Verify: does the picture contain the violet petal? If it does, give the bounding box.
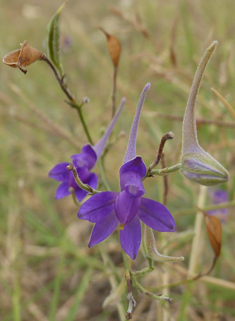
[75,188,88,202]
[138,197,176,232]
[76,164,91,182]
[74,173,98,204]
[88,210,119,247]
[55,181,71,199]
[48,162,70,182]
[78,191,119,223]
[115,190,140,224]
[119,157,146,196]
[120,216,141,260]
[71,144,97,170]
[86,172,98,190]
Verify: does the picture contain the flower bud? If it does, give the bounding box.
[181,151,229,186]
[181,41,229,186]
[3,40,43,74]
[141,225,184,262]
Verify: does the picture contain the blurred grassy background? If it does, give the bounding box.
[0,0,235,320]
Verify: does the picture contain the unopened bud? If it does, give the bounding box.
[181,41,229,186]
[181,151,229,186]
[3,40,43,74]
[141,225,184,263]
[82,96,89,104]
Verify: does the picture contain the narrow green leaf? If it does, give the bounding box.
[46,1,67,76]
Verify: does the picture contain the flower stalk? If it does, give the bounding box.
[130,275,173,303]
[41,54,94,145]
[148,131,174,173]
[67,164,100,194]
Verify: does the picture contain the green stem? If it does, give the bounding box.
[122,251,131,285]
[74,102,94,145]
[98,159,111,191]
[145,164,182,179]
[42,54,93,145]
[67,164,100,194]
[132,258,154,276]
[173,200,235,216]
[111,66,118,119]
[130,275,172,303]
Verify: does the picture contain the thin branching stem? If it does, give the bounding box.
[131,258,154,277]
[42,54,93,144]
[67,164,100,194]
[122,251,136,320]
[130,275,173,303]
[148,131,174,172]
[112,66,118,118]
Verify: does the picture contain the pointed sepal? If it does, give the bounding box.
[141,225,184,262]
[180,41,229,186]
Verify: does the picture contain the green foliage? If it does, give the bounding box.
[46,1,67,77]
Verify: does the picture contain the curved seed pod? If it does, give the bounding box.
[142,225,184,262]
[181,41,229,186]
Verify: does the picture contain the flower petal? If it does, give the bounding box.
[119,157,146,197]
[120,156,146,179]
[115,191,140,224]
[55,182,71,199]
[74,173,98,203]
[88,210,119,247]
[76,164,91,182]
[120,216,141,260]
[86,172,98,190]
[48,162,70,182]
[75,188,88,202]
[71,144,97,170]
[78,191,119,223]
[138,197,176,232]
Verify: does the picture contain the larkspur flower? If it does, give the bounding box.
[49,98,125,202]
[78,83,176,260]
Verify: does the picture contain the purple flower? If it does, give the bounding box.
[49,98,125,202]
[78,84,176,259]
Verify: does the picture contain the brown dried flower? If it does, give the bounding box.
[3,40,44,74]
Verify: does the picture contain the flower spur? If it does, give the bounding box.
[49,98,125,202]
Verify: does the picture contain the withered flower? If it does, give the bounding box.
[3,40,44,74]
